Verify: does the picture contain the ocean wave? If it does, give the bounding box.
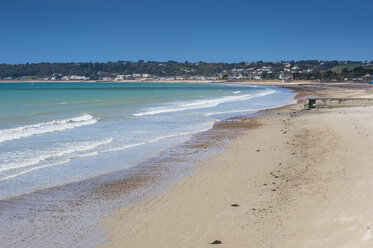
[148,128,212,143]
[0,138,113,173]
[133,90,276,116]
[97,128,212,153]
[232,91,241,94]
[0,128,212,181]
[0,159,72,182]
[0,114,97,143]
[205,109,257,116]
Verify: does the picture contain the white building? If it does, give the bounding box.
[114,75,125,81]
[70,75,88,80]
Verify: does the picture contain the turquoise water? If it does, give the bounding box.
[0,82,295,199]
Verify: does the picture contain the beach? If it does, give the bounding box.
[2,0,372,246]
[2,82,373,247]
[100,83,373,248]
[0,82,295,247]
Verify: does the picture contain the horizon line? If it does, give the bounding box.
[2,59,373,65]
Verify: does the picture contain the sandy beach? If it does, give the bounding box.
[2,0,372,247]
[100,83,373,248]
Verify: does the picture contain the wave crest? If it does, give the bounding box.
[0,114,97,143]
[133,90,276,116]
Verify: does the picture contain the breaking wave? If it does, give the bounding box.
[0,114,97,143]
[133,90,276,116]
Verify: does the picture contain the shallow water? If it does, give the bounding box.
[0,82,295,199]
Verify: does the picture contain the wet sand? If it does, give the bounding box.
[100,83,373,248]
[0,100,253,247]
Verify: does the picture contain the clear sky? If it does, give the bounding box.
[1,0,372,64]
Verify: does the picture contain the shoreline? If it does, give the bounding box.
[0,79,362,84]
[100,83,373,247]
[0,83,295,247]
[0,80,226,83]
[98,85,307,247]
[0,83,291,201]
[2,82,373,247]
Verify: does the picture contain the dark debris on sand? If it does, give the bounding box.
[211,240,222,245]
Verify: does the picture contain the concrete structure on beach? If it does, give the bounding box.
[306,97,373,109]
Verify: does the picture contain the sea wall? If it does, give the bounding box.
[305,98,373,109]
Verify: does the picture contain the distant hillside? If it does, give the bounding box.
[331,63,364,72]
[0,60,372,82]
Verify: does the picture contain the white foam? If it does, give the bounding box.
[147,128,212,143]
[0,128,212,182]
[0,114,97,143]
[0,159,72,182]
[133,90,276,116]
[100,142,146,153]
[232,91,241,94]
[100,128,211,153]
[205,109,257,117]
[0,138,113,173]
[0,140,146,182]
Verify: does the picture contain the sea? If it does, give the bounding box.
[0,82,295,200]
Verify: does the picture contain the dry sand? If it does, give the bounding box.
[100,84,373,248]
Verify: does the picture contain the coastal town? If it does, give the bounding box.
[1,60,372,82]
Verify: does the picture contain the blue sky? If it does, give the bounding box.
[1,0,372,63]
